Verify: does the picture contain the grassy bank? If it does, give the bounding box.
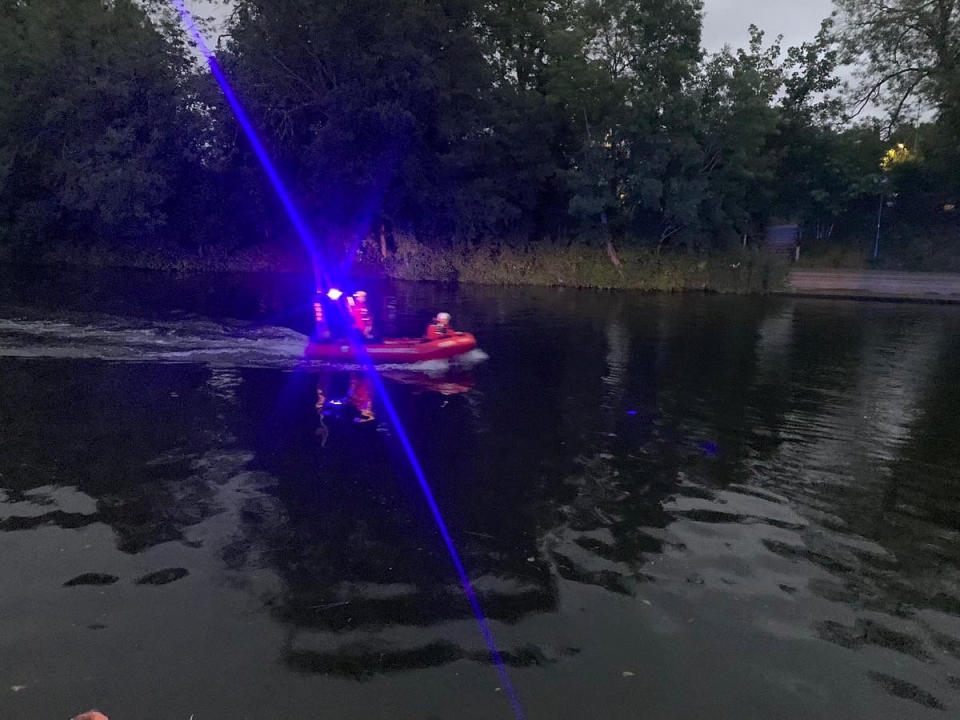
[0,235,789,294]
[795,231,960,273]
[374,236,788,293]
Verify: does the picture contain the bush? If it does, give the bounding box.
[378,236,785,293]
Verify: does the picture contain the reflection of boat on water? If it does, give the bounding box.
[314,368,476,433]
[305,332,478,364]
[316,373,376,426]
[380,369,475,395]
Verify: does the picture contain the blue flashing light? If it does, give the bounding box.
[327,288,344,301]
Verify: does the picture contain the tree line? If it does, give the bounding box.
[1,0,958,266]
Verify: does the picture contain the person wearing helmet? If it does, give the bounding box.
[424,312,453,341]
[346,290,375,340]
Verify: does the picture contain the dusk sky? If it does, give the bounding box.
[188,0,839,55]
[701,0,836,52]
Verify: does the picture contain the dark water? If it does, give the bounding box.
[2,268,960,719]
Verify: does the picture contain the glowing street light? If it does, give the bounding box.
[875,143,911,260]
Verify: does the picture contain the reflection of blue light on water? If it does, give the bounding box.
[353,340,525,720]
[170,4,524,716]
[699,441,720,457]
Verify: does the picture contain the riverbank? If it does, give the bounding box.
[372,236,787,293]
[1,236,788,294]
[785,269,960,303]
[8,239,960,302]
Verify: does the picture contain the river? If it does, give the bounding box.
[1,268,959,719]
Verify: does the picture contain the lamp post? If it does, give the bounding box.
[873,177,887,259]
[875,143,911,260]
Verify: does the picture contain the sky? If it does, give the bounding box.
[188,0,839,55]
[701,0,836,53]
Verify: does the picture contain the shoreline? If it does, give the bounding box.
[5,241,960,303]
[784,269,960,304]
[0,238,789,293]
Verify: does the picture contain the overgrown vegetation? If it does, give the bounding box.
[374,235,786,292]
[1,0,958,282]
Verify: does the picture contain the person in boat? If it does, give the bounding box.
[346,290,375,340]
[313,289,351,342]
[313,291,332,341]
[313,288,370,342]
[424,312,453,341]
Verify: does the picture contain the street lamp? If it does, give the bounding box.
[874,176,888,260]
[874,143,911,260]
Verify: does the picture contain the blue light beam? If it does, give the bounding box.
[351,338,526,720]
[169,4,525,717]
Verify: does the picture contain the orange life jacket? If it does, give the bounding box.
[347,296,374,336]
[425,322,450,340]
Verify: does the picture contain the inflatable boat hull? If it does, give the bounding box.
[305,333,477,364]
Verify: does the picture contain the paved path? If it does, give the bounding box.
[786,269,960,302]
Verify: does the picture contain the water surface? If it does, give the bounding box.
[1,268,959,719]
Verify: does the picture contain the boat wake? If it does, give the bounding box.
[0,314,490,372]
[0,314,310,368]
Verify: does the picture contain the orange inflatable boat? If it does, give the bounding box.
[305,332,477,364]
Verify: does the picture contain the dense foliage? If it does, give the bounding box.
[1,0,958,268]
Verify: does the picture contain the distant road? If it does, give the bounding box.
[786,269,960,302]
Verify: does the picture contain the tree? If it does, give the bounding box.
[568,0,705,246]
[771,19,855,238]
[0,0,202,249]
[475,0,594,242]
[695,27,784,243]
[835,0,960,130]
[219,0,502,251]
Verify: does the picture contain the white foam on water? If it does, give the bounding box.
[454,348,490,366]
[0,314,491,373]
[0,314,311,369]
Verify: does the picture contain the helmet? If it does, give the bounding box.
[436,312,451,324]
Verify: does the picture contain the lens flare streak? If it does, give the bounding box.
[350,339,526,719]
[169,3,524,717]
[169,0,323,282]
